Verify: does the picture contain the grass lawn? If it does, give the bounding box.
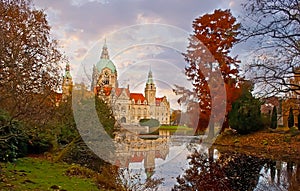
[0,157,99,191]
[158,125,193,130]
[157,125,195,135]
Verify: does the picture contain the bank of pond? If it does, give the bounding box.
[1,126,300,190]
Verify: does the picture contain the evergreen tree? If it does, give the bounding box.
[288,108,294,128]
[298,114,300,130]
[94,97,116,138]
[228,82,263,134]
[270,106,277,129]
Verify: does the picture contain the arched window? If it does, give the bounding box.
[121,106,126,113]
[121,117,126,123]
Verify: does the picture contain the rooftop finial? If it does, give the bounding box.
[100,38,109,59]
[147,65,154,84]
[66,63,70,71]
[64,63,72,79]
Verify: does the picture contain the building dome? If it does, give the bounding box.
[96,41,117,73]
[96,58,116,73]
[64,63,72,79]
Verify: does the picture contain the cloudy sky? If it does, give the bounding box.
[34,0,247,109]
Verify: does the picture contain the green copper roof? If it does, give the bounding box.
[64,63,72,79]
[64,71,72,79]
[146,69,154,84]
[96,41,117,73]
[96,59,116,73]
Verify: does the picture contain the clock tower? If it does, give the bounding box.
[145,69,156,105]
[62,63,73,101]
[92,41,118,98]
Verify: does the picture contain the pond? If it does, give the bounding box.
[116,131,300,191]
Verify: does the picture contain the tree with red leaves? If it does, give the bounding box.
[183,9,241,133]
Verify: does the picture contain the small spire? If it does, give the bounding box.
[66,63,70,71]
[147,66,154,84]
[64,63,72,79]
[100,38,109,59]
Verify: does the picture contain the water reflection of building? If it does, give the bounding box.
[114,129,169,175]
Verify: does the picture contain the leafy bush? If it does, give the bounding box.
[0,111,28,162]
[56,137,107,172]
[27,134,53,154]
[65,164,96,178]
[94,97,117,138]
[139,118,160,128]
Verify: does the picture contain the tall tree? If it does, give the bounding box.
[298,113,300,129]
[270,106,278,129]
[0,0,65,123]
[183,9,241,132]
[241,0,300,96]
[288,107,294,128]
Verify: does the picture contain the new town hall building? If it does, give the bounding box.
[87,42,170,125]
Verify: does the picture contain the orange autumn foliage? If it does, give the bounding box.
[184,9,241,132]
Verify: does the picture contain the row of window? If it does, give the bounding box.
[114,105,169,118]
[132,99,147,105]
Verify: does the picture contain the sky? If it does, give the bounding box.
[34,0,247,110]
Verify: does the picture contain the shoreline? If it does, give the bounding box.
[212,129,300,162]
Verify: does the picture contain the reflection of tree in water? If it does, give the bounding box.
[260,160,300,191]
[173,149,267,191]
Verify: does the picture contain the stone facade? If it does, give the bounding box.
[91,42,170,125]
[261,96,283,127]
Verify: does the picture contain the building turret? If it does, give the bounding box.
[92,41,118,100]
[144,69,156,105]
[62,63,73,100]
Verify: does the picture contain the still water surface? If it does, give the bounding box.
[117,130,300,190]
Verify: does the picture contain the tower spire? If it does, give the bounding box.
[100,38,109,59]
[147,66,154,84]
[145,67,156,106]
[64,63,72,79]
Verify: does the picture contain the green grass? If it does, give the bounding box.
[140,125,195,136]
[158,125,193,130]
[0,157,99,191]
[158,125,195,135]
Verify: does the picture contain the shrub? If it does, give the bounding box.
[0,111,28,162]
[65,164,96,178]
[139,118,160,128]
[228,84,263,134]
